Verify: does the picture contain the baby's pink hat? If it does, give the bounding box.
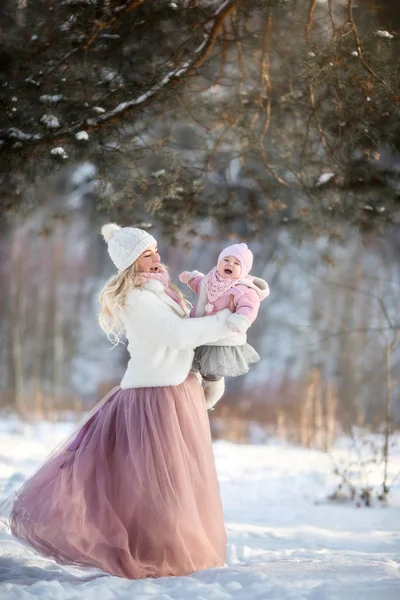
[218,243,253,278]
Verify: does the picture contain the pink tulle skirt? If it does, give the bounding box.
[9,373,226,579]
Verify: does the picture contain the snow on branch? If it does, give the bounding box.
[375,30,394,40]
[2,128,42,142]
[75,131,89,141]
[316,173,334,187]
[41,115,61,129]
[40,95,64,104]
[86,0,237,127]
[50,147,68,159]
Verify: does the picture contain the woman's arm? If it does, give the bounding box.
[125,290,237,350]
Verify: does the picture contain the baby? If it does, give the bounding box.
[179,243,269,388]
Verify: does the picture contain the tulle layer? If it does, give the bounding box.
[9,374,226,579]
[193,343,260,378]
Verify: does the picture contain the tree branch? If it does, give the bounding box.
[347,0,389,89]
[258,15,289,187]
[305,0,317,45]
[1,0,239,152]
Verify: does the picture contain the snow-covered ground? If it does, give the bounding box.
[0,418,399,599]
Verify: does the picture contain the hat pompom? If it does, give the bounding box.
[101,223,120,242]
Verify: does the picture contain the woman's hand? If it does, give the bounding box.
[229,294,236,313]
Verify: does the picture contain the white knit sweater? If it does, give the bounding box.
[119,279,238,389]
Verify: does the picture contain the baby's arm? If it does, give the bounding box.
[227,289,261,334]
[179,270,204,295]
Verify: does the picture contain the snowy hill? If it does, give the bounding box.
[0,419,399,599]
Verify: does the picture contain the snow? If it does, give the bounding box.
[351,51,359,57]
[316,173,334,187]
[70,162,97,187]
[100,68,121,83]
[60,16,75,32]
[25,78,40,87]
[40,94,64,104]
[92,107,105,114]
[375,31,394,40]
[40,114,60,129]
[5,128,42,141]
[62,0,99,4]
[50,147,68,159]
[75,131,89,141]
[152,169,167,178]
[0,417,399,599]
[99,34,121,40]
[67,162,97,207]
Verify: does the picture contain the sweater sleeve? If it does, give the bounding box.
[124,290,238,350]
[235,288,261,325]
[187,275,203,295]
[183,270,203,295]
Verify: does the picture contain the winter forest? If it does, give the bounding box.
[1,1,400,597]
[1,0,399,443]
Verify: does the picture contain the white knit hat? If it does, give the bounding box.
[101,223,157,272]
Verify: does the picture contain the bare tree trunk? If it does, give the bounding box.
[32,264,46,420]
[325,379,337,450]
[276,408,287,443]
[314,370,323,450]
[16,0,27,26]
[10,227,26,417]
[337,274,358,431]
[52,231,64,420]
[381,340,392,501]
[301,372,315,447]
[353,252,366,423]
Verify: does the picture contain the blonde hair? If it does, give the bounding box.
[98,262,187,345]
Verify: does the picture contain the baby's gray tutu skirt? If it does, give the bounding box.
[192,343,260,378]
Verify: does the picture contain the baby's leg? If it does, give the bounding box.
[201,376,225,409]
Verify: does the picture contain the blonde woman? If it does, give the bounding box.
[9,224,237,580]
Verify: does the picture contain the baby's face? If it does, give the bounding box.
[218,255,242,280]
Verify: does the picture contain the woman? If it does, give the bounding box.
[9,223,237,579]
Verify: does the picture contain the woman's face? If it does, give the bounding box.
[136,244,161,273]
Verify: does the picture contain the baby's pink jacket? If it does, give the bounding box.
[187,273,269,324]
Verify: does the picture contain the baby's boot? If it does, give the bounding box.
[203,377,225,409]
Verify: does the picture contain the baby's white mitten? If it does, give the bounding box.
[179,270,204,284]
[179,271,191,283]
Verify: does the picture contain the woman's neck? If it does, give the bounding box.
[140,271,185,309]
